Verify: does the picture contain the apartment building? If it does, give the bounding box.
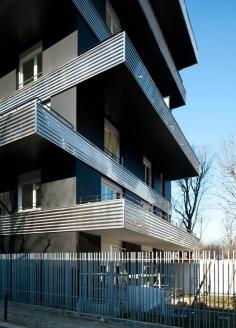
[0,0,199,253]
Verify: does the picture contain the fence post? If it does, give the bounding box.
[4,291,8,322]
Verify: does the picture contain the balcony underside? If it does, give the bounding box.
[108,0,186,108]
[0,199,199,250]
[150,0,198,70]
[82,66,196,180]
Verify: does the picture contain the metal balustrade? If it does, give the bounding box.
[124,34,200,174]
[0,30,199,175]
[0,199,124,235]
[0,197,198,249]
[36,102,170,212]
[70,0,199,174]
[0,32,126,115]
[0,100,170,213]
[0,103,36,146]
[124,200,198,250]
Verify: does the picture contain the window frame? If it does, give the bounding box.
[18,170,41,212]
[143,156,152,187]
[160,172,164,196]
[18,44,42,89]
[104,118,120,161]
[101,177,123,201]
[106,0,121,34]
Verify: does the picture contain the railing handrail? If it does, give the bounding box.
[37,102,170,213]
[37,101,74,130]
[0,97,74,131]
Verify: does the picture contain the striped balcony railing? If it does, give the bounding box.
[0,103,35,147]
[71,0,199,173]
[0,198,199,250]
[0,100,170,213]
[0,31,199,174]
[0,32,125,116]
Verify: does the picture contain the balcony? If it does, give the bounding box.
[150,0,198,70]
[0,100,170,214]
[0,31,199,179]
[0,197,199,250]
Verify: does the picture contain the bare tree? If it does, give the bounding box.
[173,146,212,234]
[218,136,236,248]
[221,213,236,251]
[218,135,236,213]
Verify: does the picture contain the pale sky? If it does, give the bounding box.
[172,0,236,243]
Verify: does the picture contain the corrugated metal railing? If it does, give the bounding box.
[0,251,235,327]
[0,195,197,249]
[36,101,170,213]
[70,0,199,174]
[124,34,199,174]
[0,32,125,116]
[0,199,124,235]
[0,99,170,213]
[0,30,199,174]
[0,103,35,146]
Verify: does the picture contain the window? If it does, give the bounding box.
[18,171,41,211]
[143,156,152,187]
[104,119,120,161]
[19,44,42,88]
[101,178,122,201]
[163,96,170,108]
[160,172,164,196]
[141,201,153,213]
[106,1,121,34]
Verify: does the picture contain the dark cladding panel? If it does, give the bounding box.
[77,232,101,252]
[76,160,101,202]
[164,180,171,202]
[0,232,77,253]
[77,15,99,54]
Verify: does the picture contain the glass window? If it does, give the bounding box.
[106,1,121,34]
[21,183,33,210]
[143,156,152,187]
[22,57,34,86]
[19,45,42,88]
[101,178,122,201]
[160,173,164,196]
[18,171,41,211]
[104,119,120,161]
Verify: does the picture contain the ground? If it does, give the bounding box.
[0,302,160,328]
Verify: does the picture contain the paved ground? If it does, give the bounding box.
[0,302,159,328]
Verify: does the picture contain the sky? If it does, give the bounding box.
[173,0,236,243]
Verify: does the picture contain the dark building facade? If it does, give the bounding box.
[0,0,199,253]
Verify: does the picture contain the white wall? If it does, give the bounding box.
[0,70,16,100]
[142,245,153,252]
[41,177,76,210]
[0,191,13,215]
[43,30,78,75]
[101,237,122,252]
[51,87,77,126]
